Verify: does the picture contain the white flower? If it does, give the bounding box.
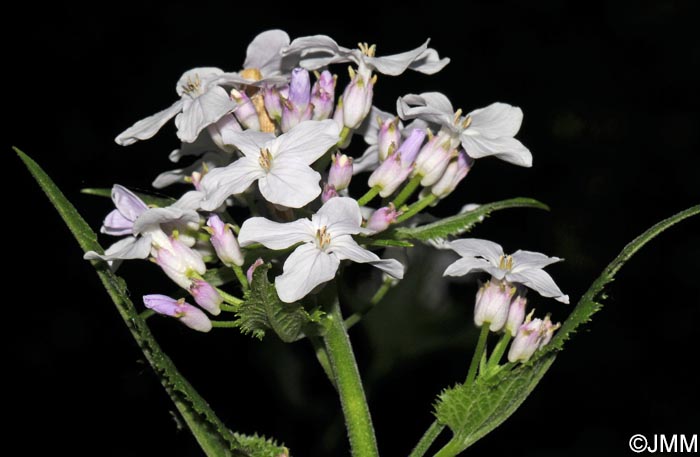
[282,35,449,78]
[397,92,532,167]
[443,238,569,303]
[84,185,201,263]
[116,30,294,146]
[199,120,339,209]
[238,197,404,303]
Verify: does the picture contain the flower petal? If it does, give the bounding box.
[115,99,185,146]
[330,235,404,278]
[83,235,152,261]
[243,29,291,76]
[448,238,504,265]
[506,269,569,304]
[258,159,322,208]
[282,35,353,69]
[467,102,523,138]
[132,205,199,235]
[221,128,275,157]
[510,250,563,273]
[199,157,266,211]
[443,257,492,277]
[175,86,237,143]
[272,119,340,163]
[153,152,225,189]
[460,134,532,167]
[352,145,381,174]
[175,67,224,96]
[366,40,449,76]
[313,197,365,236]
[275,243,340,303]
[397,92,454,126]
[407,47,451,75]
[102,209,134,236]
[111,185,149,221]
[238,217,314,249]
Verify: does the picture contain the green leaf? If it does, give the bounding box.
[16,148,281,457]
[237,263,322,343]
[432,204,699,456]
[393,198,549,242]
[82,186,176,207]
[234,433,289,457]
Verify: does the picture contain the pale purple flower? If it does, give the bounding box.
[443,239,569,303]
[280,68,313,132]
[341,67,376,129]
[263,85,285,122]
[190,279,223,315]
[507,314,560,362]
[366,204,401,233]
[152,235,207,289]
[143,294,212,333]
[199,120,340,209]
[430,150,473,198]
[321,183,339,203]
[414,133,455,186]
[238,197,404,303]
[328,153,353,191]
[205,214,244,267]
[310,70,336,120]
[367,128,426,197]
[398,92,532,167]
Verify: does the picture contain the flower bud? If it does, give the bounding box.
[321,183,338,203]
[311,70,336,121]
[540,315,560,347]
[280,68,313,132]
[263,85,285,121]
[246,258,265,284]
[328,153,353,191]
[153,236,206,289]
[430,151,474,198]
[190,279,223,315]
[231,89,261,131]
[366,203,401,233]
[507,314,544,363]
[414,133,455,186]
[377,117,401,162]
[341,67,376,129]
[505,295,527,337]
[474,278,516,332]
[368,152,413,197]
[396,128,427,167]
[206,214,244,267]
[143,294,212,332]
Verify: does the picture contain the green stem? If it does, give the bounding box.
[338,126,352,147]
[232,265,250,293]
[139,309,155,320]
[220,303,238,313]
[392,174,423,208]
[344,278,394,329]
[395,194,438,223]
[408,420,445,457]
[357,186,381,207]
[216,288,243,306]
[486,332,512,371]
[466,325,491,385]
[211,321,238,328]
[323,300,379,457]
[433,437,463,457]
[310,336,336,388]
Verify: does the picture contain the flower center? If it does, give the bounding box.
[358,42,376,57]
[498,255,514,271]
[181,74,202,97]
[315,225,332,249]
[240,67,263,81]
[258,148,272,171]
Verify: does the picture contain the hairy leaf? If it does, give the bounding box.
[17,148,287,456]
[234,433,289,457]
[82,186,176,207]
[394,198,549,242]
[238,263,322,342]
[433,205,699,455]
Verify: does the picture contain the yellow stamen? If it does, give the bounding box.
[316,225,331,249]
[259,148,272,171]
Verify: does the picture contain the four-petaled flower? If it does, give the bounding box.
[398,92,532,167]
[199,120,339,209]
[443,238,569,303]
[238,197,404,303]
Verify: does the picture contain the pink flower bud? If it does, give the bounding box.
[280,68,313,132]
[246,258,265,284]
[431,151,474,198]
[507,313,560,362]
[328,153,353,191]
[377,118,401,162]
[206,214,244,267]
[263,85,285,121]
[474,278,516,332]
[311,70,336,121]
[415,133,455,186]
[341,68,376,129]
[231,89,261,131]
[321,183,339,203]
[153,236,206,289]
[505,295,527,337]
[189,279,223,315]
[368,152,413,197]
[366,203,401,233]
[397,128,427,167]
[143,294,212,332]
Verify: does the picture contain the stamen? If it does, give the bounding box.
[258,148,272,171]
[316,225,332,249]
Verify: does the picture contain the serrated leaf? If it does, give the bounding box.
[16,148,250,457]
[82,186,176,207]
[432,205,699,455]
[394,198,549,242]
[237,263,319,343]
[234,433,289,457]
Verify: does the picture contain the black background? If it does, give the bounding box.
[7,1,699,455]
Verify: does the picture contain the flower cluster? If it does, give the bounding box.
[85,29,566,358]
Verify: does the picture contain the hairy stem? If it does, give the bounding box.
[395,193,438,223]
[323,300,379,457]
[486,332,512,371]
[408,420,445,457]
[466,325,491,385]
